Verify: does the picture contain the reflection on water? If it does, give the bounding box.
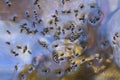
[0,0,120,80]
